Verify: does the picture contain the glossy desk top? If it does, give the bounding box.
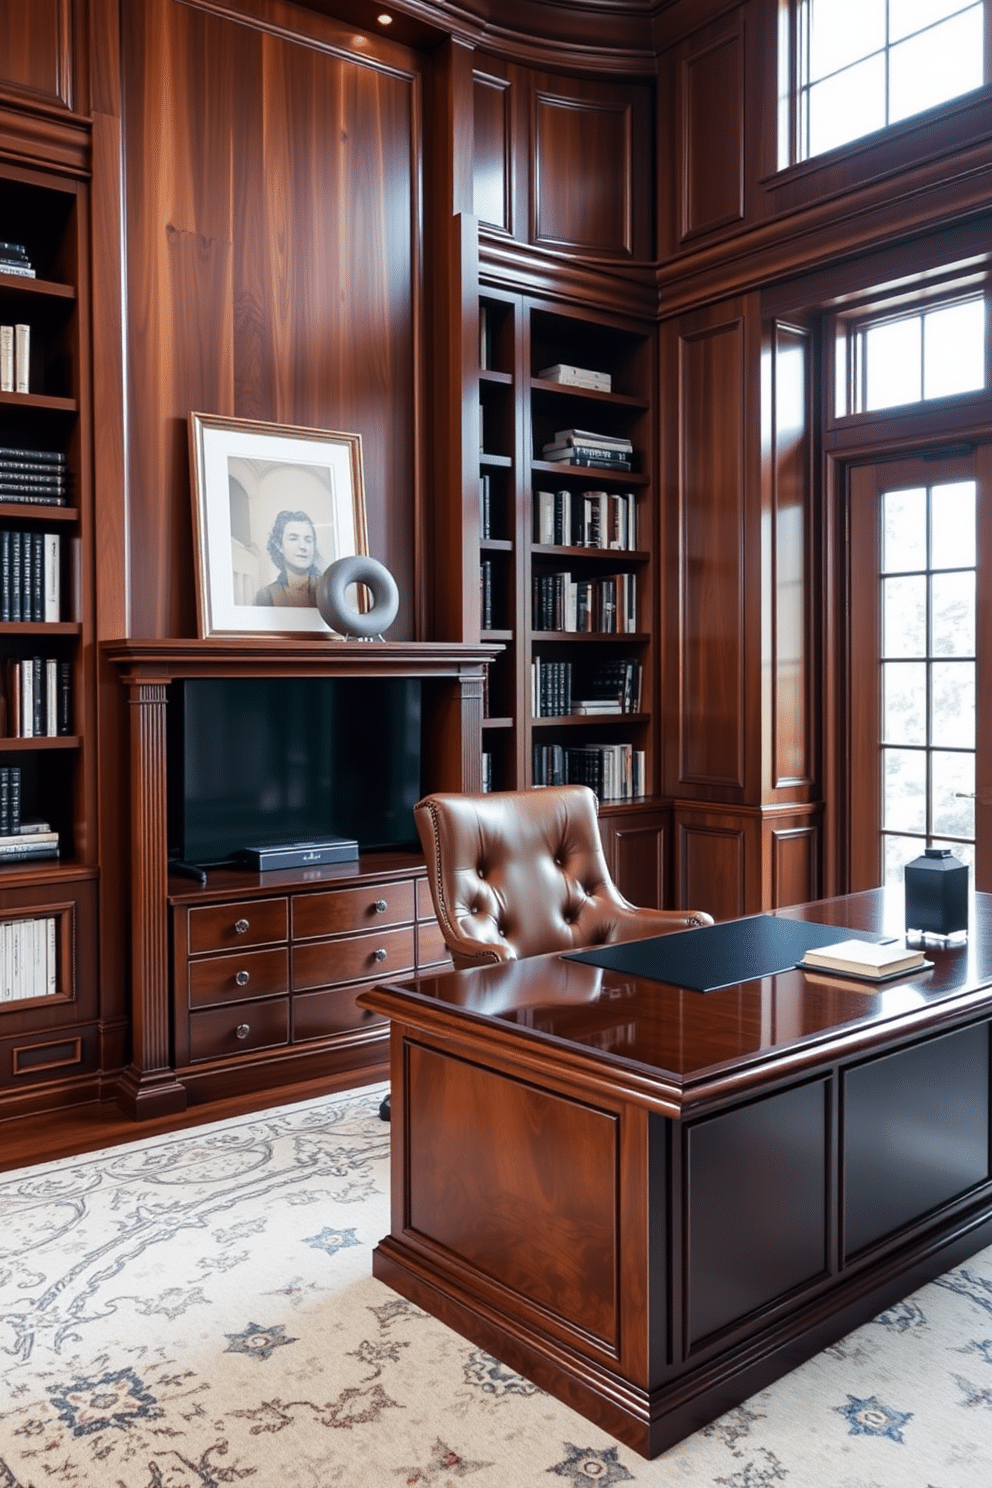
[364,890,992,1105]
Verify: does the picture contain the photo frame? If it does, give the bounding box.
[188,412,369,637]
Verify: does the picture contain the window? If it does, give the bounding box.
[834,292,988,419]
[779,0,986,167]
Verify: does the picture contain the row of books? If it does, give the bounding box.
[533,743,645,801]
[0,530,61,622]
[0,240,35,279]
[534,489,637,550]
[532,571,638,634]
[1,657,72,737]
[531,658,642,717]
[480,560,495,630]
[0,445,68,507]
[0,765,21,836]
[541,429,633,471]
[479,473,495,540]
[0,324,30,394]
[0,916,58,1001]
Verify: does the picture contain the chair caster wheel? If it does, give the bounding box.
[379,1093,391,1122]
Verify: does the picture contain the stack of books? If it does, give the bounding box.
[0,819,60,866]
[565,743,645,802]
[0,916,58,1000]
[537,364,611,393]
[573,658,642,715]
[532,570,637,635]
[541,429,633,471]
[0,241,35,279]
[0,530,61,621]
[799,938,930,981]
[0,447,67,507]
[0,323,30,394]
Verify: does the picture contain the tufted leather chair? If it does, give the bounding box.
[414,785,713,970]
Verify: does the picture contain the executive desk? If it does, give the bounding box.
[358,890,992,1458]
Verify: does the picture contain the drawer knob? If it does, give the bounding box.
[235,1023,250,1040]
[235,969,250,987]
[373,899,388,914]
[234,918,250,935]
[373,947,387,963]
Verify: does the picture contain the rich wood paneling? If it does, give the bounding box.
[678,16,744,241]
[686,1079,827,1346]
[601,809,669,909]
[0,0,72,108]
[533,91,633,256]
[767,820,819,909]
[473,70,511,233]
[843,1024,990,1258]
[766,320,813,793]
[676,308,747,791]
[122,0,421,638]
[675,810,749,922]
[407,1041,620,1347]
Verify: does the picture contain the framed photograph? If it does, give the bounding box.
[188,413,369,637]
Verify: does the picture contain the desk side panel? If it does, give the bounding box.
[405,1041,619,1349]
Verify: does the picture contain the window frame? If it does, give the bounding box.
[777,0,992,174]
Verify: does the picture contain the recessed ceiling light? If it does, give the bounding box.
[377,12,392,22]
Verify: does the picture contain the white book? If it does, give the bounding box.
[0,324,12,391]
[20,658,33,738]
[47,916,57,995]
[44,532,60,621]
[0,921,9,1001]
[14,323,29,393]
[633,750,645,797]
[32,919,45,999]
[535,490,555,546]
[11,920,22,1001]
[626,493,637,550]
[46,658,58,735]
[800,938,929,979]
[537,364,612,392]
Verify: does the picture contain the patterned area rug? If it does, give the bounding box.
[1,1084,991,1487]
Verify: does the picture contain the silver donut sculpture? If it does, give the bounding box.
[315,555,399,639]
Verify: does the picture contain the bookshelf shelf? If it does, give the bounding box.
[531,631,650,644]
[0,735,80,752]
[0,391,77,414]
[480,452,512,469]
[530,378,648,411]
[0,503,77,523]
[0,621,81,636]
[531,460,649,485]
[532,713,649,729]
[480,369,512,386]
[532,544,649,562]
[482,715,514,730]
[0,271,75,301]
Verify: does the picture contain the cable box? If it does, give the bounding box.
[237,838,360,871]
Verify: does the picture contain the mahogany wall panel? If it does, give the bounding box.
[473,70,511,233]
[679,19,744,241]
[767,820,819,909]
[676,310,746,791]
[676,811,750,923]
[122,0,420,638]
[0,0,72,109]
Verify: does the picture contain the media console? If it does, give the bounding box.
[105,638,500,1118]
[360,888,992,1458]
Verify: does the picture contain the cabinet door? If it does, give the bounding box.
[599,809,669,908]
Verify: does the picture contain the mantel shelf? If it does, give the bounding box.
[104,638,504,681]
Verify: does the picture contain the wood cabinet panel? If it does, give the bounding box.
[601,809,670,910]
[767,821,819,910]
[0,0,71,107]
[679,20,744,241]
[293,981,385,1041]
[677,312,747,791]
[675,810,749,923]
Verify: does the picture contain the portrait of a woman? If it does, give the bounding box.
[254,509,321,607]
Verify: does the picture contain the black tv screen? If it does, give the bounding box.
[168,676,422,864]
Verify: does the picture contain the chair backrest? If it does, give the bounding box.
[415,785,710,968]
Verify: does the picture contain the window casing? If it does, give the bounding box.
[779,0,988,169]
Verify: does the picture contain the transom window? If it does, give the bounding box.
[835,294,987,418]
[779,0,987,167]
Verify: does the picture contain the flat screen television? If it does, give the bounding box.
[167,676,422,865]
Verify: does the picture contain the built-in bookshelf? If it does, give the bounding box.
[0,159,98,1096]
[477,289,656,805]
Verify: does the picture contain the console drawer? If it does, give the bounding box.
[294,982,386,1041]
[292,925,415,990]
[188,997,289,1062]
[292,881,415,939]
[188,947,290,1009]
[188,897,288,954]
[416,917,450,969]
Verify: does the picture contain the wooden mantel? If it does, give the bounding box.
[104,639,502,1119]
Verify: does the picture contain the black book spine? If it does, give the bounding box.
[10,531,21,623]
[0,767,8,836]
[9,765,20,833]
[0,446,65,466]
[58,659,72,735]
[0,529,9,622]
[32,532,43,621]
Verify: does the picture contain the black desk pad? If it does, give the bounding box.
[565,915,890,992]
